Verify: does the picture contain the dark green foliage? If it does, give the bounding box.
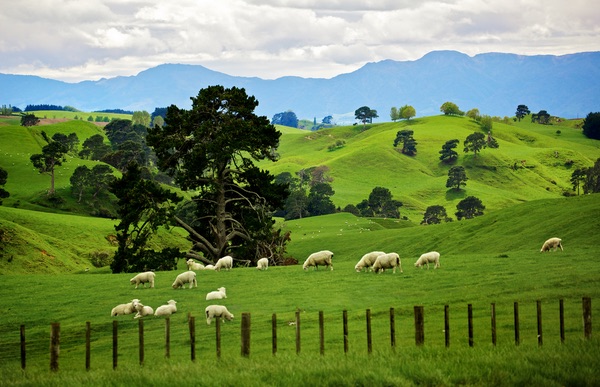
[440,101,464,116]
[307,182,336,216]
[30,141,68,195]
[79,134,111,160]
[439,139,460,163]
[582,112,600,140]
[0,166,9,205]
[393,129,417,155]
[515,104,530,121]
[20,113,39,127]
[446,166,468,191]
[463,132,486,157]
[355,106,378,129]
[455,196,485,220]
[271,111,299,128]
[357,187,402,218]
[570,168,586,195]
[421,205,452,224]
[531,110,551,124]
[51,132,79,154]
[582,158,600,194]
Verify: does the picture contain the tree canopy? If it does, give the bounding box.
[446,166,468,191]
[271,111,299,128]
[393,129,417,155]
[455,196,485,220]
[440,102,464,116]
[355,106,378,129]
[0,167,9,205]
[582,112,600,140]
[439,139,460,163]
[515,105,530,121]
[30,139,68,195]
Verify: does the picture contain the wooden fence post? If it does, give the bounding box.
[112,320,118,369]
[85,321,91,370]
[444,305,450,348]
[50,322,59,372]
[468,304,474,347]
[272,313,277,356]
[491,303,497,346]
[295,310,301,354]
[319,311,325,356]
[343,310,349,353]
[559,299,565,344]
[20,325,26,370]
[165,318,171,358]
[241,313,251,358]
[216,317,222,359]
[390,307,396,351]
[537,300,543,346]
[138,319,144,365]
[414,306,424,346]
[583,297,592,340]
[514,302,520,346]
[366,309,372,354]
[189,316,196,362]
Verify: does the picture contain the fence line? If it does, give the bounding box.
[17,297,594,371]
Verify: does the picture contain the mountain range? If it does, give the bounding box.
[1,50,599,123]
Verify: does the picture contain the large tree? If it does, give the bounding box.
[455,196,485,220]
[439,139,460,163]
[399,105,416,120]
[271,111,299,128]
[393,129,417,155]
[515,105,530,121]
[421,205,452,225]
[582,112,600,140]
[0,167,9,205]
[446,166,468,191]
[147,85,289,264]
[440,102,463,116]
[463,132,487,157]
[30,141,68,195]
[355,106,378,129]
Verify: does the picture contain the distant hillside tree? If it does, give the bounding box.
[463,132,487,157]
[531,110,551,124]
[20,113,39,127]
[390,107,399,122]
[132,111,151,127]
[480,115,493,132]
[152,115,165,128]
[307,182,336,216]
[446,166,468,191]
[440,101,464,116]
[322,115,333,125]
[583,157,600,194]
[439,139,460,163]
[30,140,68,195]
[582,112,600,140]
[357,187,402,218]
[421,205,452,224]
[455,196,485,220]
[70,165,91,203]
[1,105,14,115]
[515,105,530,121]
[0,167,9,205]
[399,105,416,120]
[79,134,111,160]
[24,104,64,111]
[466,108,480,120]
[271,111,298,128]
[570,168,586,195]
[51,132,79,154]
[355,106,378,129]
[393,129,417,155]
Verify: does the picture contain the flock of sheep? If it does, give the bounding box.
[111,237,562,323]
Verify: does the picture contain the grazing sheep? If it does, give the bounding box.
[540,237,563,252]
[303,250,334,271]
[414,251,441,269]
[133,302,154,319]
[206,287,227,301]
[205,305,234,325]
[186,259,205,271]
[172,271,197,289]
[154,300,177,317]
[214,255,234,271]
[204,265,215,270]
[110,299,141,316]
[355,251,386,272]
[256,257,269,270]
[129,271,155,289]
[372,253,402,274]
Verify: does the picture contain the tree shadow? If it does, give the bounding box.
[445,188,467,201]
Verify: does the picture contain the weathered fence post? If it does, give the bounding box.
[295,310,301,354]
[343,310,349,353]
[390,307,396,351]
[559,299,565,344]
[537,300,543,346]
[366,309,372,354]
[139,319,144,365]
[490,303,497,346]
[85,321,91,370]
[272,313,277,356]
[414,306,424,346]
[112,320,118,369]
[189,316,196,362]
[514,302,520,346]
[241,313,251,358]
[468,304,474,347]
[319,311,325,356]
[444,305,450,348]
[165,318,171,358]
[50,322,60,372]
[20,325,26,370]
[216,317,222,359]
[583,297,592,340]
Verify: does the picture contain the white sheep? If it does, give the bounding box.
[172,271,197,289]
[110,299,141,316]
[205,305,234,325]
[154,300,177,317]
[303,250,334,271]
[414,251,441,269]
[129,271,155,289]
[540,237,563,252]
[256,257,269,270]
[214,255,233,271]
[372,252,402,274]
[355,251,386,272]
[206,287,227,300]
[133,302,154,319]
[186,258,205,271]
[204,264,215,270]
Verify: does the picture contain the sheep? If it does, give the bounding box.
[256,257,269,270]
[372,252,402,274]
[186,258,205,271]
[110,299,141,316]
[414,251,441,269]
[303,250,334,271]
[129,271,155,289]
[154,300,177,317]
[205,305,234,325]
[214,255,233,271]
[355,251,386,272]
[206,287,227,301]
[133,302,154,319]
[540,237,563,252]
[172,271,197,289]
[204,265,215,270]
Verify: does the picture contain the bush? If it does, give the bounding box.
[89,251,113,268]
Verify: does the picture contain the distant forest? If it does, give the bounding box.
[23,104,133,115]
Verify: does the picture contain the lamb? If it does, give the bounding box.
[129,271,155,289]
[355,251,386,272]
[154,300,177,317]
[206,287,227,301]
[414,251,441,269]
[256,257,269,270]
[205,305,234,325]
[372,252,402,274]
[172,271,197,289]
[186,258,205,271]
[303,250,334,271]
[204,265,215,270]
[110,299,141,316]
[133,302,154,319]
[540,237,563,252]
[214,255,233,271]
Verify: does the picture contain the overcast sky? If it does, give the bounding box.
[1,0,598,83]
